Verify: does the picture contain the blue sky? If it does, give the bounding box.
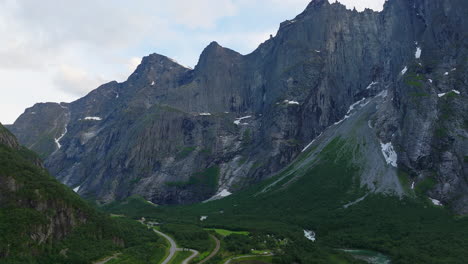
[0,0,385,124]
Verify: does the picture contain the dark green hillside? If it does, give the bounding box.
[0,124,163,264]
[105,136,468,264]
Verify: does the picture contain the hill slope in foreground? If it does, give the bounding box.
[0,123,163,264]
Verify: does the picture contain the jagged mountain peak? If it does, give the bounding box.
[195,41,243,71]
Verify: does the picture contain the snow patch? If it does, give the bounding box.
[430,198,442,206]
[199,113,212,116]
[347,98,366,114]
[302,132,323,152]
[415,47,422,59]
[444,72,449,76]
[428,79,433,83]
[366,81,378,90]
[234,116,252,125]
[411,181,415,190]
[334,115,351,125]
[304,230,316,242]
[218,189,232,197]
[147,200,157,206]
[284,100,300,105]
[380,141,398,167]
[151,81,155,86]
[84,116,102,121]
[451,68,457,71]
[73,186,80,193]
[204,189,232,203]
[315,50,321,53]
[438,90,460,97]
[54,125,68,149]
[401,66,408,75]
[200,216,208,221]
[368,120,373,129]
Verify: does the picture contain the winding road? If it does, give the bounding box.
[153,229,183,264]
[198,235,221,264]
[153,229,221,264]
[180,249,199,264]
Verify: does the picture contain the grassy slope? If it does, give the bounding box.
[104,136,468,264]
[0,126,164,264]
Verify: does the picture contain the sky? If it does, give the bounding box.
[0,0,385,124]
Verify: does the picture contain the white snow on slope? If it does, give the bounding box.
[430,198,442,206]
[284,100,300,105]
[444,72,449,76]
[334,115,351,125]
[84,116,102,121]
[302,132,323,152]
[234,116,252,125]
[401,66,408,75]
[415,47,422,59]
[73,185,80,193]
[200,216,208,221]
[304,230,316,242]
[151,81,155,86]
[54,125,68,149]
[429,79,433,83]
[366,81,378,90]
[217,189,232,197]
[438,90,461,97]
[347,98,366,114]
[380,141,398,167]
[203,189,232,203]
[199,113,212,116]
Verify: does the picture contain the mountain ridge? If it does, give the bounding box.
[9,0,468,213]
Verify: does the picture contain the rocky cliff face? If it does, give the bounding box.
[9,0,468,212]
[0,124,89,256]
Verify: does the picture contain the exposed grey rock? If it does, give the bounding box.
[9,0,468,212]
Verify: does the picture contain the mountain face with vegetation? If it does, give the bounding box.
[9,0,468,212]
[0,123,161,263]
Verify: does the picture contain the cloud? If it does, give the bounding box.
[128,57,142,72]
[53,65,108,97]
[162,0,238,29]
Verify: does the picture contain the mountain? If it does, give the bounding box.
[9,0,468,213]
[0,123,162,263]
[105,97,468,263]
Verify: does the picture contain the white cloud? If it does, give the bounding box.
[128,57,142,72]
[54,65,107,97]
[162,0,238,29]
